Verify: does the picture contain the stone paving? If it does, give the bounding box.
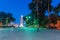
[0,28,60,40]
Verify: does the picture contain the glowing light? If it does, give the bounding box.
[19,24,24,27]
[20,15,24,27]
[29,16,31,19]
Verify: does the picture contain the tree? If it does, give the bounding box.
[0,12,7,25]
[27,0,54,32]
[0,12,15,25]
[50,14,58,25]
[52,3,60,24]
[5,13,15,24]
[23,14,33,27]
[54,4,60,15]
[29,0,53,27]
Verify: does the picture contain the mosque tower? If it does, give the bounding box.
[19,15,24,27]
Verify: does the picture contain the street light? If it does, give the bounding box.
[28,16,31,19]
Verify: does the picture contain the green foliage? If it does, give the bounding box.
[50,14,58,24]
[54,4,60,15]
[28,0,53,27]
[0,12,15,25]
[24,0,60,28]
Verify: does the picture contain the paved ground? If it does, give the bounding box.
[0,28,60,40]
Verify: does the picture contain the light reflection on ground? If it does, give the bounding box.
[0,27,60,40]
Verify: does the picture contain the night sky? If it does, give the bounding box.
[0,0,60,24]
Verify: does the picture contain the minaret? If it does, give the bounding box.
[19,15,24,27]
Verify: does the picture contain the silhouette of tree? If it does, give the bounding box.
[29,0,53,27]
[54,4,60,15]
[50,14,58,25]
[0,12,15,25]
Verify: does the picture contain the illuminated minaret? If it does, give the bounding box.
[19,15,24,27]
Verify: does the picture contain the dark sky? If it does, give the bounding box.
[0,0,60,24]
